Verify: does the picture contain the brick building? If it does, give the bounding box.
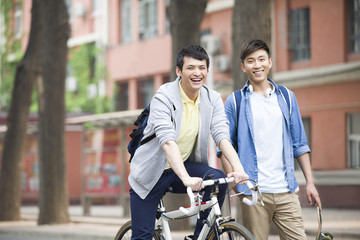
[1,0,359,208]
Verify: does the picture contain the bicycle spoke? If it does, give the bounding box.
[207,221,254,240]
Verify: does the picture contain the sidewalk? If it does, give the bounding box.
[0,205,359,240]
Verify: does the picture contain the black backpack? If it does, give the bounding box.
[127,103,155,162]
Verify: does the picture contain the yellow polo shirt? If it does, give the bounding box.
[165,81,200,169]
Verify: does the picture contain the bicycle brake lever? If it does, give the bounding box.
[255,184,265,206]
[179,187,199,216]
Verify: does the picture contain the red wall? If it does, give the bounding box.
[274,0,351,72]
[294,80,360,170]
[65,130,83,202]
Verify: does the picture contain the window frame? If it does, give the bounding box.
[121,0,132,44]
[347,113,360,169]
[349,0,360,54]
[138,0,158,40]
[136,78,154,109]
[289,7,311,62]
[116,81,129,111]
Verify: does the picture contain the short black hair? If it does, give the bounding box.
[240,39,270,63]
[176,44,210,71]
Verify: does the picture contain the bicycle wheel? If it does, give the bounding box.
[114,220,132,240]
[114,220,164,240]
[207,221,255,240]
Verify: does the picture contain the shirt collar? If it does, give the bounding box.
[179,80,200,105]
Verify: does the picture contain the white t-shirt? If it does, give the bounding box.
[249,91,289,193]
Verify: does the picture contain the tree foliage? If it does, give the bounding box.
[0,0,24,111]
[67,43,112,114]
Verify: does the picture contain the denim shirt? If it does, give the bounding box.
[221,78,310,194]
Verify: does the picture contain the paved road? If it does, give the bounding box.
[0,234,55,240]
[0,206,358,240]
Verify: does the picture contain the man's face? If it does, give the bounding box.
[241,49,272,85]
[176,56,208,100]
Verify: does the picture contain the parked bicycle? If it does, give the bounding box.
[114,176,263,240]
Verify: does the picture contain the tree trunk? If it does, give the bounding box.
[232,0,272,223]
[0,0,42,221]
[232,0,272,90]
[37,0,70,225]
[167,0,208,81]
[165,0,208,230]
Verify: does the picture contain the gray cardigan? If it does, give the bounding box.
[128,78,230,199]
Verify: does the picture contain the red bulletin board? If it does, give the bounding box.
[84,129,122,194]
[22,136,39,193]
[0,136,39,194]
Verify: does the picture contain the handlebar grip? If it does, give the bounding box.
[242,181,258,206]
[179,187,197,216]
[203,177,234,186]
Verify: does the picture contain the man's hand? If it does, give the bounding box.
[297,153,322,210]
[306,182,322,210]
[227,171,249,185]
[182,176,204,191]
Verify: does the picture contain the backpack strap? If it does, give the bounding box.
[278,85,292,117]
[232,89,242,151]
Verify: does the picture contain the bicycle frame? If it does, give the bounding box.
[153,177,261,240]
[155,193,218,240]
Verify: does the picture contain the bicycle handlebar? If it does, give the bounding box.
[179,177,261,216]
[242,181,258,206]
[203,177,235,186]
[179,187,197,216]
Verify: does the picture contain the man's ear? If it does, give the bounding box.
[241,63,246,73]
[176,66,182,77]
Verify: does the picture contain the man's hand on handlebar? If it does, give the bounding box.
[182,176,204,191]
[227,171,249,185]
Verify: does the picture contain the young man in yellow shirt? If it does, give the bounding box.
[128,44,248,240]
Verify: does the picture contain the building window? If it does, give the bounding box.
[117,82,128,111]
[137,78,154,109]
[290,8,310,62]
[14,2,23,38]
[65,0,72,20]
[138,0,157,40]
[348,113,360,168]
[92,0,101,15]
[349,0,360,54]
[66,63,77,93]
[121,0,132,44]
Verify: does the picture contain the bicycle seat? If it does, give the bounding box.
[167,186,174,192]
[162,186,174,196]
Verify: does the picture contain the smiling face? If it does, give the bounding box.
[241,49,272,87]
[176,56,208,101]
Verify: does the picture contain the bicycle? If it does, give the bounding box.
[114,176,263,240]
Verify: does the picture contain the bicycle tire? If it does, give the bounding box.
[207,221,255,240]
[114,220,164,240]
